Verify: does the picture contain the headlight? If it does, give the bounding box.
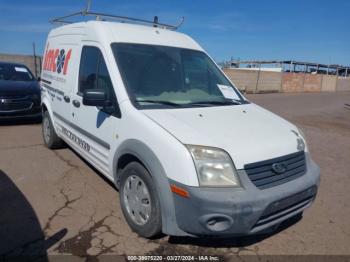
[30,94,40,101]
[186,145,241,187]
[296,126,308,151]
[297,126,306,139]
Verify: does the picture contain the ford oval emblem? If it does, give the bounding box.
[272,162,287,174]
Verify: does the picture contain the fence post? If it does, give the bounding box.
[32,42,37,78]
[255,64,261,93]
[279,72,283,93]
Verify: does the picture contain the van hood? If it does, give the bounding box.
[143,103,304,169]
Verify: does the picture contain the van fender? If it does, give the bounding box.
[41,96,53,120]
[112,139,186,236]
[41,97,61,136]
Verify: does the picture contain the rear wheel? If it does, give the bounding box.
[42,111,64,149]
[119,162,162,238]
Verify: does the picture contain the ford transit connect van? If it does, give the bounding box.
[41,16,320,238]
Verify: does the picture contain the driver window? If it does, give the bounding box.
[79,47,99,93]
[78,46,116,104]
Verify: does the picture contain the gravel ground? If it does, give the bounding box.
[0,92,349,261]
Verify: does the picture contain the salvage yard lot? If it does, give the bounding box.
[0,92,349,259]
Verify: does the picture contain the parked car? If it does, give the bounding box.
[41,17,320,238]
[0,62,41,120]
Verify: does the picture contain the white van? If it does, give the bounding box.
[41,13,320,238]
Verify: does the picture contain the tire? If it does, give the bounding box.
[42,111,64,149]
[119,162,162,238]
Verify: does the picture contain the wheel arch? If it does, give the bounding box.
[41,102,48,113]
[41,98,60,133]
[41,97,53,119]
[113,139,185,236]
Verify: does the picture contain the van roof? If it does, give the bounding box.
[48,21,203,51]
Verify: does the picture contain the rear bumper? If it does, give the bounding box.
[170,154,320,237]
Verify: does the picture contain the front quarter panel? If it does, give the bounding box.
[112,102,199,187]
[111,102,200,235]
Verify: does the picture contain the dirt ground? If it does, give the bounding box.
[0,92,349,261]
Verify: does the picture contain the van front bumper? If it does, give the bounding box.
[170,156,320,237]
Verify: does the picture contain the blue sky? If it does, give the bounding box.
[0,0,349,65]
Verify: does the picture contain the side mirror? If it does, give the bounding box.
[82,89,108,107]
[37,77,41,82]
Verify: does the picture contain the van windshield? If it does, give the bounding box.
[111,43,246,109]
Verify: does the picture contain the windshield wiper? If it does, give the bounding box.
[185,100,243,106]
[134,99,248,108]
[134,99,182,107]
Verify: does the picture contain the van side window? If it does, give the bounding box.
[79,47,100,92]
[78,46,115,105]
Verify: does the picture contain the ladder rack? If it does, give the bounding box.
[50,10,185,31]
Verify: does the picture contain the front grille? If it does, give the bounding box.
[252,186,317,229]
[244,151,306,190]
[0,101,32,112]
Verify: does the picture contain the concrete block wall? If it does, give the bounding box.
[282,73,304,93]
[222,69,282,93]
[224,68,350,94]
[337,77,350,91]
[0,53,42,77]
[223,69,259,93]
[256,71,282,93]
[321,75,337,92]
[303,74,322,92]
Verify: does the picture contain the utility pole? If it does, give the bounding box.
[32,42,38,78]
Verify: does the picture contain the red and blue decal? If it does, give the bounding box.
[43,44,72,75]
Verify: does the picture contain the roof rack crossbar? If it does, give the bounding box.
[50,11,185,30]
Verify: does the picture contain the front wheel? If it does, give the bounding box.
[42,111,64,149]
[119,162,162,238]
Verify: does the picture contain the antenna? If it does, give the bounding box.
[153,16,158,27]
[84,0,92,14]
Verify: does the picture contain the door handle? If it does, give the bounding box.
[63,95,70,103]
[72,100,80,108]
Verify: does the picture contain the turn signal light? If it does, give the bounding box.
[170,184,189,198]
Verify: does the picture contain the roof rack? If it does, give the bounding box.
[50,9,185,31]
